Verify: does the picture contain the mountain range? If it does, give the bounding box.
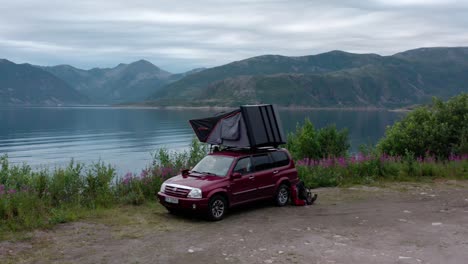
[147,47,468,108]
[0,59,88,105]
[1,47,468,107]
[41,60,202,103]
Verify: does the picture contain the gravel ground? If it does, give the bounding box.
[2,180,468,264]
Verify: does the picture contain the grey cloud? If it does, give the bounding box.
[0,0,467,72]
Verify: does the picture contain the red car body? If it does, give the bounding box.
[157,148,299,219]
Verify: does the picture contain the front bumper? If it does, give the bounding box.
[157,192,209,211]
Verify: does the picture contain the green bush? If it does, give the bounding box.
[378,93,468,158]
[286,119,350,160]
[48,161,84,206]
[82,162,116,208]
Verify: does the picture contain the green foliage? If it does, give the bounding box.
[0,139,210,234]
[297,154,468,188]
[0,156,116,232]
[118,137,207,205]
[82,162,116,208]
[152,138,208,170]
[48,160,84,206]
[286,119,350,160]
[378,93,468,158]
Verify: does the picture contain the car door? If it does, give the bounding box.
[229,156,257,204]
[251,154,276,198]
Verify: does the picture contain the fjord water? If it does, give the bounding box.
[0,107,404,174]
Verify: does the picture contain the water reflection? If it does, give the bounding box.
[0,107,404,174]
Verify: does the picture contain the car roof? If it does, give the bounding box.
[209,148,286,158]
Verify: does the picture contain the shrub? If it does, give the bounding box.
[286,119,350,160]
[152,137,208,170]
[378,93,468,158]
[82,162,116,208]
[48,161,84,206]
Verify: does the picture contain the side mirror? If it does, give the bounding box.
[181,169,190,177]
[231,172,242,179]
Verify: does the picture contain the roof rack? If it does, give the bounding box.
[210,145,280,154]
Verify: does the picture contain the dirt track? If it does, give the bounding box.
[2,181,468,264]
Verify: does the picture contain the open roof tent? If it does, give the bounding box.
[189,104,286,148]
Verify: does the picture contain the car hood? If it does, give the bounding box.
[164,173,226,189]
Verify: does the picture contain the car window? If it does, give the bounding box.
[233,157,252,175]
[270,151,290,168]
[191,155,234,177]
[252,154,273,171]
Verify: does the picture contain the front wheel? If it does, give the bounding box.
[275,184,290,206]
[207,195,227,221]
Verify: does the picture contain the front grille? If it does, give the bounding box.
[164,185,190,197]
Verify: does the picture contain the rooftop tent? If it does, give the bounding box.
[189,104,286,148]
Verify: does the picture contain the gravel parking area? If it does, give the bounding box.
[2,180,468,264]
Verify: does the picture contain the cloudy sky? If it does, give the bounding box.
[1,0,467,72]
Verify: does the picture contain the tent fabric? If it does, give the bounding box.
[189,109,240,142]
[220,112,241,140]
[189,104,286,148]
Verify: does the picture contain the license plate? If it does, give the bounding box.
[165,196,179,204]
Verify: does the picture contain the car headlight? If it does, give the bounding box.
[160,182,167,193]
[187,188,202,199]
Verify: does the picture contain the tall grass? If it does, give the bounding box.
[0,138,208,233]
[297,153,468,188]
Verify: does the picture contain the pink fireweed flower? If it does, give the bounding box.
[7,189,16,195]
[122,172,134,185]
[337,157,347,167]
[160,166,174,178]
[140,169,150,178]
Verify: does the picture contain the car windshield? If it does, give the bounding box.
[191,155,234,177]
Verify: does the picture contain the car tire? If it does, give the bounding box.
[207,195,227,221]
[275,184,290,207]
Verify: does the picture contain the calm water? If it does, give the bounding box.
[0,107,404,174]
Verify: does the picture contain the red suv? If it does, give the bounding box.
[157,148,299,220]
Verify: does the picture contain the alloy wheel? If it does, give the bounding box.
[211,199,225,218]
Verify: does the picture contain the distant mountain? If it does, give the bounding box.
[147,47,468,108]
[42,60,178,103]
[0,59,88,106]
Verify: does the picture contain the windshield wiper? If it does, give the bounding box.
[203,172,218,176]
[188,170,203,176]
[191,170,217,176]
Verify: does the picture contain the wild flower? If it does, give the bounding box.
[448,154,468,162]
[140,169,149,178]
[160,166,174,178]
[122,172,133,185]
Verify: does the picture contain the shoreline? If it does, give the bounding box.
[1,104,413,112]
[115,104,396,111]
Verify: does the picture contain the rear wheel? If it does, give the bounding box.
[207,195,227,221]
[275,184,290,206]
